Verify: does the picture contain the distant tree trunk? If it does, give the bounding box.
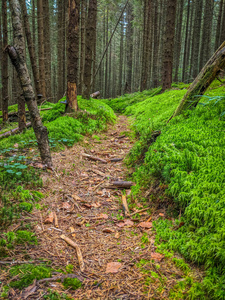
[182,0,190,82]
[43,0,52,101]
[161,0,177,91]
[117,19,124,95]
[152,0,159,88]
[57,0,64,99]
[83,0,97,99]
[140,0,151,92]
[20,0,41,98]
[125,2,134,93]
[199,0,214,69]
[2,0,9,122]
[171,42,225,119]
[215,0,223,50]
[191,0,203,78]
[0,9,2,108]
[105,9,109,98]
[220,0,225,43]
[78,0,85,94]
[9,0,52,167]
[67,0,79,112]
[32,0,36,46]
[37,0,46,99]
[173,0,184,82]
[17,77,26,131]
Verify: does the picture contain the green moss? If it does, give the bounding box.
[63,278,82,290]
[126,81,225,299]
[9,264,53,289]
[19,202,33,212]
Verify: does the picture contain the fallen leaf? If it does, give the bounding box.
[103,228,115,233]
[61,202,71,209]
[70,227,76,237]
[159,213,164,217]
[116,222,125,228]
[44,212,54,224]
[82,203,92,209]
[151,252,164,262]
[124,219,134,226]
[106,262,122,273]
[115,232,120,239]
[72,194,81,201]
[14,143,19,148]
[138,222,152,229]
[99,213,108,219]
[91,202,101,208]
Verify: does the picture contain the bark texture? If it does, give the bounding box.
[171,42,225,119]
[9,0,52,168]
[67,0,79,112]
[83,0,97,99]
[161,0,177,91]
[2,0,9,122]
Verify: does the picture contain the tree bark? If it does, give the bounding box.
[78,0,85,94]
[20,0,41,98]
[83,0,97,99]
[161,0,177,91]
[8,0,52,168]
[66,0,79,112]
[182,0,191,82]
[2,0,9,122]
[37,0,46,99]
[215,0,223,50]
[171,42,225,119]
[125,2,134,93]
[57,0,64,99]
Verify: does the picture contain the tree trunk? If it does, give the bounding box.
[66,0,79,112]
[117,19,124,95]
[83,0,97,99]
[20,0,41,98]
[43,0,52,101]
[2,0,9,122]
[125,2,134,93]
[182,0,191,82]
[8,0,52,168]
[78,0,85,94]
[161,0,177,91]
[171,42,225,119]
[57,0,64,99]
[215,0,223,50]
[37,0,46,99]
[152,0,159,88]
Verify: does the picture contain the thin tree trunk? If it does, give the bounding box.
[20,0,41,98]
[83,0,97,99]
[118,19,124,95]
[174,0,184,82]
[78,0,85,94]
[161,0,177,91]
[67,0,79,112]
[171,42,225,119]
[125,3,134,93]
[105,9,108,98]
[215,0,223,50]
[152,0,159,88]
[43,0,52,101]
[0,5,2,109]
[32,0,36,47]
[9,0,52,167]
[37,0,46,99]
[182,0,190,82]
[2,0,9,122]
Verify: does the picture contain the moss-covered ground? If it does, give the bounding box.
[105,81,225,299]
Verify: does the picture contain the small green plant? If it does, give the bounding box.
[63,278,82,290]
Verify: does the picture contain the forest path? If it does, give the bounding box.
[26,116,186,299]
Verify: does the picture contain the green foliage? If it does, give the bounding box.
[62,278,82,290]
[126,82,225,298]
[44,290,73,300]
[9,264,53,289]
[103,87,162,113]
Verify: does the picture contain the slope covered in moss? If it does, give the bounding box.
[109,82,225,299]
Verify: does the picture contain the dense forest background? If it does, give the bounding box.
[0,0,224,107]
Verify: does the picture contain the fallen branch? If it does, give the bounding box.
[0,107,52,119]
[130,207,150,216]
[110,181,135,189]
[0,260,48,265]
[60,234,85,272]
[121,195,130,217]
[0,122,32,139]
[88,168,109,178]
[110,158,123,162]
[90,91,100,98]
[82,153,107,164]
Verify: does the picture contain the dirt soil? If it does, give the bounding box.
[1,116,195,300]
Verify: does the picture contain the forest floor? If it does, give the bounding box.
[2,116,200,300]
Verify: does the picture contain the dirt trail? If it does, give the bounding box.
[8,116,189,299]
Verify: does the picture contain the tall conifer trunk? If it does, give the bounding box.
[161,0,177,91]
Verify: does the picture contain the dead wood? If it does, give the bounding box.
[88,168,109,177]
[0,122,31,139]
[37,273,83,284]
[121,195,130,216]
[60,234,85,272]
[82,153,107,163]
[130,207,150,216]
[0,260,48,265]
[90,91,100,98]
[110,158,123,162]
[110,181,135,189]
[117,135,126,139]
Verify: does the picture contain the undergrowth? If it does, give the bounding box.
[119,82,225,299]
